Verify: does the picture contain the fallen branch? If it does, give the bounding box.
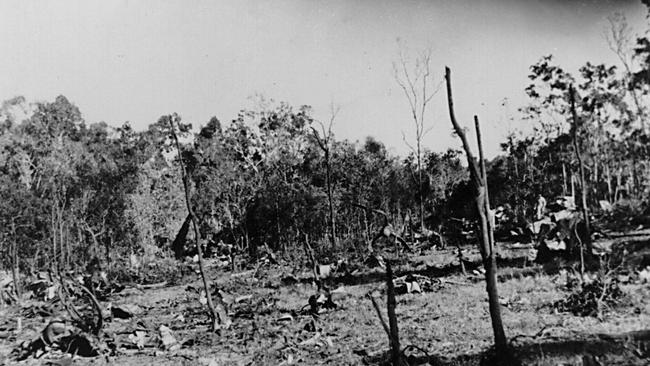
[135,281,167,290]
[440,278,471,286]
[57,276,103,335]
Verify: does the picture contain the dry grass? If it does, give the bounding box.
[1,245,649,366]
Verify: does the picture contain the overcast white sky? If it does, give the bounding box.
[1,0,646,157]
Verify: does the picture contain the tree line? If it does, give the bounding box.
[2,15,650,282]
[0,95,470,275]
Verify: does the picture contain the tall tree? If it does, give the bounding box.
[310,104,339,250]
[394,46,440,231]
[569,85,594,264]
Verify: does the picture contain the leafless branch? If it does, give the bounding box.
[605,13,633,71]
[401,131,416,154]
[327,102,340,137]
[394,63,419,123]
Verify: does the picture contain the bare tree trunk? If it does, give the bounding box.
[418,143,425,232]
[474,115,505,347]
[386,263,401,366]
[606,164,613,203]
[594,160,599,201]
[445,67,510,357]
[105,230,112,266]
[10,220,21,298]
[169,116,230,331]
[562,163,568,197]
[615,167,622,202]
[274,198,282,252]
[631,155,639,199]
[363,209,371,252]
[475,116,495,253]
[325,148,337,249]
[12,251,20,298]
[569,85,593,260]
[311,117,338,250]
[303,234,320,289]
[572,173,577,202]
[51,201,59,272]
[457,243,467,276]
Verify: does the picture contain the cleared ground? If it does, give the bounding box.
[1,242,649,365]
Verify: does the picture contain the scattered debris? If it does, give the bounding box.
[0,272,16,304]
[639,267,650,284]
[128,330,148,350]
[393,274,443,294]
[299,332,334,348]
[235,294,253,303]
[599,200,613,213]
[111,303,144,319]
[277,314,294,322]
[135,281,167,290]
[365,254,386,269]
[158,325,180,351]
[472,268,486,276]
[280,274,299,286]
[14,319,100,360]
[306,292,337,316]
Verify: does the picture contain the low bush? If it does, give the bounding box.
[553,276,627,317]
[107,255,183,285]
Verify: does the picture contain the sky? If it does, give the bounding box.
[1,0,647,158]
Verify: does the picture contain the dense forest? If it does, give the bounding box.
[3,14,650,279]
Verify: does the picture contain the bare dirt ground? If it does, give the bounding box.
[1,242,649,366]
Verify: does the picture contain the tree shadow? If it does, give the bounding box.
[304,255,551,289]
[511,329,650,364]
[361,329,650,365]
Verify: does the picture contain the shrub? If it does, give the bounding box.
[107,255,182,286]
[553,277,626,317]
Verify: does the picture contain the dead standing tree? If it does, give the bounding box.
[606,14,645,133]
[394,47,441,232]
[445,67,512,360]
[569,85,593,266]
[168,114,231,331]
[367,262,402,366]
[311,105,340,250]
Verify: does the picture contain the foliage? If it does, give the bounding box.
[5,13,650,279]
[553,277,627,317]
